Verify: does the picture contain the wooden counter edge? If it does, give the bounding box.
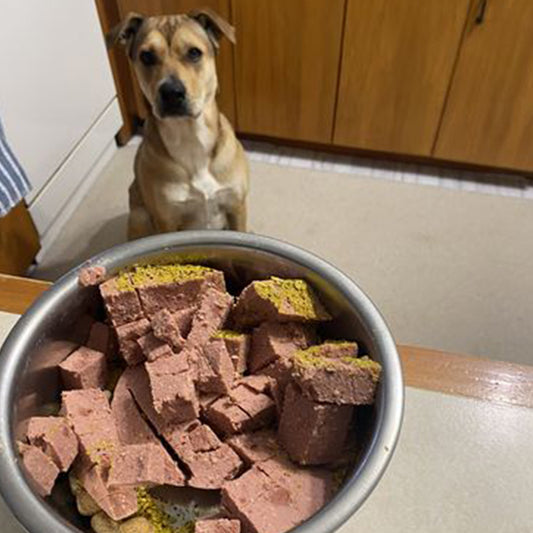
[1,274,532,409]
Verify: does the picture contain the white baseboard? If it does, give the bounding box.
[34,100,122,263]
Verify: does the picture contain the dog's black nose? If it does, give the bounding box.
[159,79,186,107]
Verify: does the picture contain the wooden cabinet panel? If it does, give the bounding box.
[232,0,345,143]
[116,0,236,125]
[434,0,533,171]
[334,0,470,156]
[0,202,40,276]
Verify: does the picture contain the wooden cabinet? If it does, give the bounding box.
[232,0,345,143]
[434,0,533,171]
[334,0,470,156]
[114,0,236,124]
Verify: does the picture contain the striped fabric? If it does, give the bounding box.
[0,118,31,217]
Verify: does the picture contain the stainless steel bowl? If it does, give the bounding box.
[0,231,403,533]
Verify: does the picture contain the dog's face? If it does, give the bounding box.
[108,10,235,119]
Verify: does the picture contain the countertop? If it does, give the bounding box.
[1,275,532,532]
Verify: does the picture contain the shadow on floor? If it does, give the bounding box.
[33,214,129,281]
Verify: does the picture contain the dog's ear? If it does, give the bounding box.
[189,7,236,51]
[106,12,145,51]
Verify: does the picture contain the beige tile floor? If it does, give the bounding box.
[0,314,532,533]
[33,143,533,365]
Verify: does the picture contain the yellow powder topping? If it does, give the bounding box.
[342,355,382,382]
[136,488,180,533]
[294,345,381,382]
[254,277,330,320]
[213,329,243,339]
[116,264,216,292]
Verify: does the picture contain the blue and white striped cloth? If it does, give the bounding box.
[0,118,31,217]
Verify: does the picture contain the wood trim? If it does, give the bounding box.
[400,345,533,409]
[1,274,532,408]
[0,275,51,315]
[0,202,40,276]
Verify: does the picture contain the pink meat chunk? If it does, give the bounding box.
[196,338,236,395]
[25,416,78,471]
[115,318,152,366]
[195,518,241,533]
[150,308,186,350]
[229,384,276,430]
[230,278,331,329]
[212,332,250,375]
[292,345,382,405]
[74,458,138,521]
[145,355,199,423]
[108,443,185,488]
[78,266,106,287]
[59,346,107,390]
[278,383,353,465]
[205,384,275,436]
[182,288,234,359]
[221,456,333,533]
[165,421,243,489]
[100,277,144,327]
[248,322,316,373]
[236,375,275,396]
[86,322,117,359]
[226,429,279,467]
[61,389,119,466]
[112,369,162,446]
[137,332,174,362]
[257,359,292,415]
[18,442,60,497]
[137,270,226,317]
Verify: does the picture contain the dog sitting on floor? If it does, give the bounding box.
[108,9,249,239]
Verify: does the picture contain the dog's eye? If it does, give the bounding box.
[186,47,203,62]
[139,50,157,66]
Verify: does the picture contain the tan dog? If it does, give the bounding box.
[108,9,249,238]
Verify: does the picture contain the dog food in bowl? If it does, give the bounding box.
[17,264,382,533]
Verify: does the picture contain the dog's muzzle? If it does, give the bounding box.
[158,77,190,117]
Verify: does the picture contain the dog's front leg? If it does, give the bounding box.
[227,200,247,232]
[128,180,155,240]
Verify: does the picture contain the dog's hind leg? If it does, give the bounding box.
[128,180,155,240]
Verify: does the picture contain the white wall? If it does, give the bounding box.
[0,0,119,204]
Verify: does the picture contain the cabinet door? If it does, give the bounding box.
[434,0,533,171]
[232,0,345,143]
[334,0,470,156]
[117,0,236,124]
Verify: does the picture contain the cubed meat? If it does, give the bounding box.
[78,265,106,287]
[164,421,242,489]
[74,458,138,521]
[59,346,107,390]
[132,264,226,316]
[196,337,236,395]
[231,278,331,329]
[61,389,119,466]
[25,416,78,471]
[18,442,60,497]
[221,456,333,533]
[100,277,144,327]
[195,518,241,533]
[150,308,186,350]
[212,331,250,374]
[292,345,382,405]
[115,319,152,366]
[205,385,275,436]
[278,383,353,465]
[226,430,279,466]
[86,322,117,359]
[137,332,174,362]
[145,355,199,423]
[182,288,234,359]
[248,322,315,372]
[107,443,185,488]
